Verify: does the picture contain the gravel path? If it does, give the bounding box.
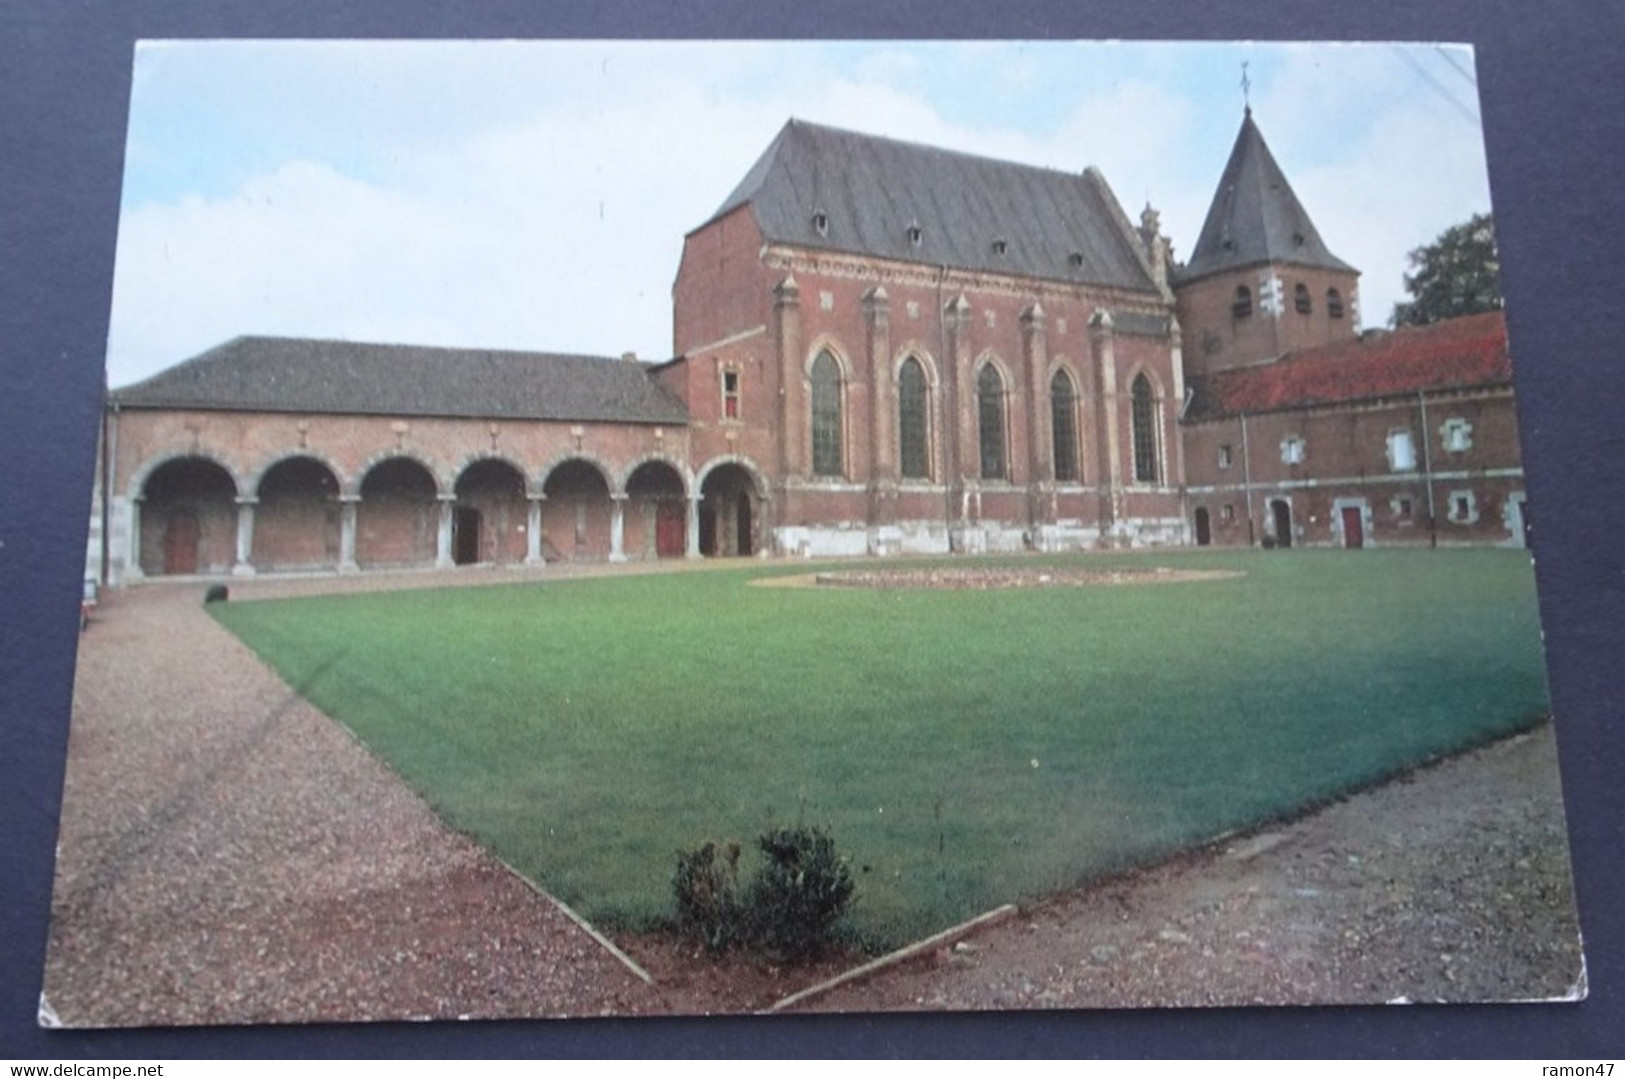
[42,580,664,1027]
[797,724,1584,1012]
[42,564,1586,1023]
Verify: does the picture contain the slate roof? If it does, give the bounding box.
[1178,110,1356,284]
[1183,311,1511,421]
[110,336,691,424]
[705,119,1161,294]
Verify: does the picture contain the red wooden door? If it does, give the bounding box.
[655,501,685,558]
[163,512,200,574]
[1341,506,1364,549]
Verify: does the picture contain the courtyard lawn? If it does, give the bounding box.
[211,548,1551,950]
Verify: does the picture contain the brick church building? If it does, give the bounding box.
[90,109,1526,585]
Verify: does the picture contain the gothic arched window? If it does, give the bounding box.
[977,364,1007,481]
[1050,369,1079,483]
[810,350,843,477]
[1131,373,1158,484]
[898,357,930,480]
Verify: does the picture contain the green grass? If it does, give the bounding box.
[211,548,1551,949]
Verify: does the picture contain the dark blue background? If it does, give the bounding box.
[3,0,1620,1058]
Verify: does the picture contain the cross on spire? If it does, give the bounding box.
[1241,61,1252,114]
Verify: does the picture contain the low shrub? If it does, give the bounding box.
[673,826,856,961]
[672,840,742,951]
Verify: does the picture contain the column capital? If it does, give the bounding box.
[234,496,259,507]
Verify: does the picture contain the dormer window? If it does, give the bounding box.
[1327,288,1345,319]
[991,238,1008,257]
[1294,283,1312,314]
[1067,252,1085,269]
[905,222,923,246]
[811,210,829,237]
[1232,285,1253,319]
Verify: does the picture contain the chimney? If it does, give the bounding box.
[621,351,638,364]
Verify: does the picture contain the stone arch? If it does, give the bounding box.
[623,456,690,560]
[541,455,616,563]
[357,455,441,569]
[537,452,619,498]
[245,449,347,502]
[253,454,343,573]
[134,454,241,577]
[803,334,856,380]
[696,455,770,558]
[128,448,242,502]
[453,456,529,566]
[355,448,448,499]
[617,452,692,496]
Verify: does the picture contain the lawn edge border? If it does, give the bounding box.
[491,856,658,987]
[765,903,1019,1013]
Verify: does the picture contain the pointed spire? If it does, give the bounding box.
[1180,110,1356,283]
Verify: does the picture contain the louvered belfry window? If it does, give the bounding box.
[810,350,843,477]
[978,364,1007,481]
[1131,373,1158,484]
[1050,369,1079,482]
[898,357,930,479]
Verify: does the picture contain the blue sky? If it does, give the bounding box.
[107,40,1493,387]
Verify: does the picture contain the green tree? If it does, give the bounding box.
[1390,213,1502,328]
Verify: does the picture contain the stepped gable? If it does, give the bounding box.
[1184,311,1510,421]
[706,118,1160,294]
[1179,110,1357,283]
[111,336,690,424]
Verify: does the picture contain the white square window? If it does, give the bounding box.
[1447,489,1479,524]
[1387,429,1417,471]
[1442,418,1474,453]
[1221,504,1235,522]
[1218,444,1234,469]
[1281,435,1305,465]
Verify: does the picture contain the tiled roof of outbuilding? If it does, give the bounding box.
[706,119,1161,294]
[111,336,690,424]
[1184,311,1511,421]
[1178,110,1356,283]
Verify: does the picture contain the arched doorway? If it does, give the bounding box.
[1193,506,1211,547]
[699,462,760,557]
[357,457,439,568]
[254,456,342,572]
[625,460,688,560]
[1270,498,1293,549]
[454,458,527,566]
[542,459,614,562]
[139,456,238,577]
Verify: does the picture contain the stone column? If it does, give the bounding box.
[125,497,145,581]
[525,495,544,566]
[609,493,628,563]
[338,495,360,573]
[1089,310,1124,543]
[436,494,456,568]
[232,497,258,577]
[773,275,804,478]
[686,494,703,559]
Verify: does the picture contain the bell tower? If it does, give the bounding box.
[1174,108,1361,376]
